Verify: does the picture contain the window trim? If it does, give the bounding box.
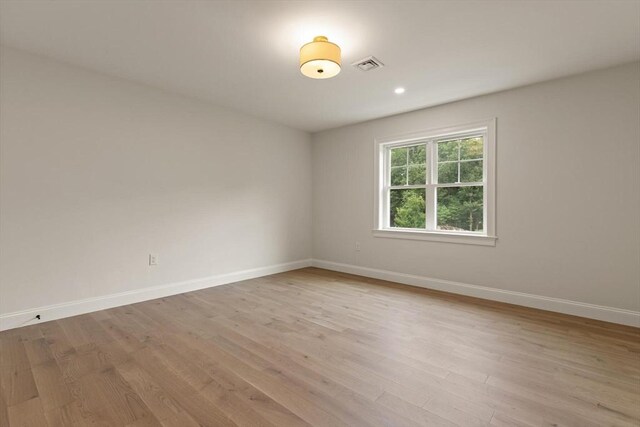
[373,118,497,246]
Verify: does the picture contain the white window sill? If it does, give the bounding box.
[372,228,497,246]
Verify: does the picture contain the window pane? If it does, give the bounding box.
[460,137,483,160]
[391,147,407,167]
[408,164,426,185]
[460,160,483,182]
[438,162,458,183]
[408,144,426,165]
[390,166,407,186]
[438,139,459,162]
[390,188,426,229]
[437,186,483,232]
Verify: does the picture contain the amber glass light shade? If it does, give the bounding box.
[300,36,341,79]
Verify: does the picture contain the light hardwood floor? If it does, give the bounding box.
[1,267,639,426]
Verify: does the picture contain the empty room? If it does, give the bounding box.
[1,1,639,426]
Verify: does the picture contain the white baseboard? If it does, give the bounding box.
[0,259,312,331]
[311,259,640,327]
[4,258,637,331]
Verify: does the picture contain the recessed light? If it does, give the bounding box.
[394,87,405,94]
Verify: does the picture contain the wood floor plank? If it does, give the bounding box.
[128,345,237,427]
[0,391,10,427]
[38,321,75,361]
[0,365,39,407]
[160,334,312,427]
[211,311,434,405]
[0,333,32,373]
[138,337,278,426]
[2,267,639,426]
[30,358,74,413]
[161,333,349,427]
[6,397,48,427]
[23,337,55,367]
[375,392,457,427]
[115,360,201,427]
[71,366,159,426]
[204,329,424,427]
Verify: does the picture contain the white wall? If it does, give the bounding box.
[0,47,312,317]
[1,46,638,328]
[312,62,640,313]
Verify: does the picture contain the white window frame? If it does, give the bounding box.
[373,118,497,246]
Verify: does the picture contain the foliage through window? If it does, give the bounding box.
[435,136,483,231]
[378,122,495,238]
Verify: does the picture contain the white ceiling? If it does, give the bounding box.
[1,1,639,132]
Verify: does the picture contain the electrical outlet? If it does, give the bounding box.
[355,241,361,251]
[149,254,158,266]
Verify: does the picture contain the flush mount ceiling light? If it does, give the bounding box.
[300,36,341,79]
[394,87,406,94]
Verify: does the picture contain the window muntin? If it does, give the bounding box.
[436,136,483,184]
[434,136,484,232]
[389,144,427,186]
[381,129,489,235]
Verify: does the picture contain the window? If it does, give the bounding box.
[374,119,496,245]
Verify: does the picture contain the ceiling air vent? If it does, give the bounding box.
[352,56,384,71]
